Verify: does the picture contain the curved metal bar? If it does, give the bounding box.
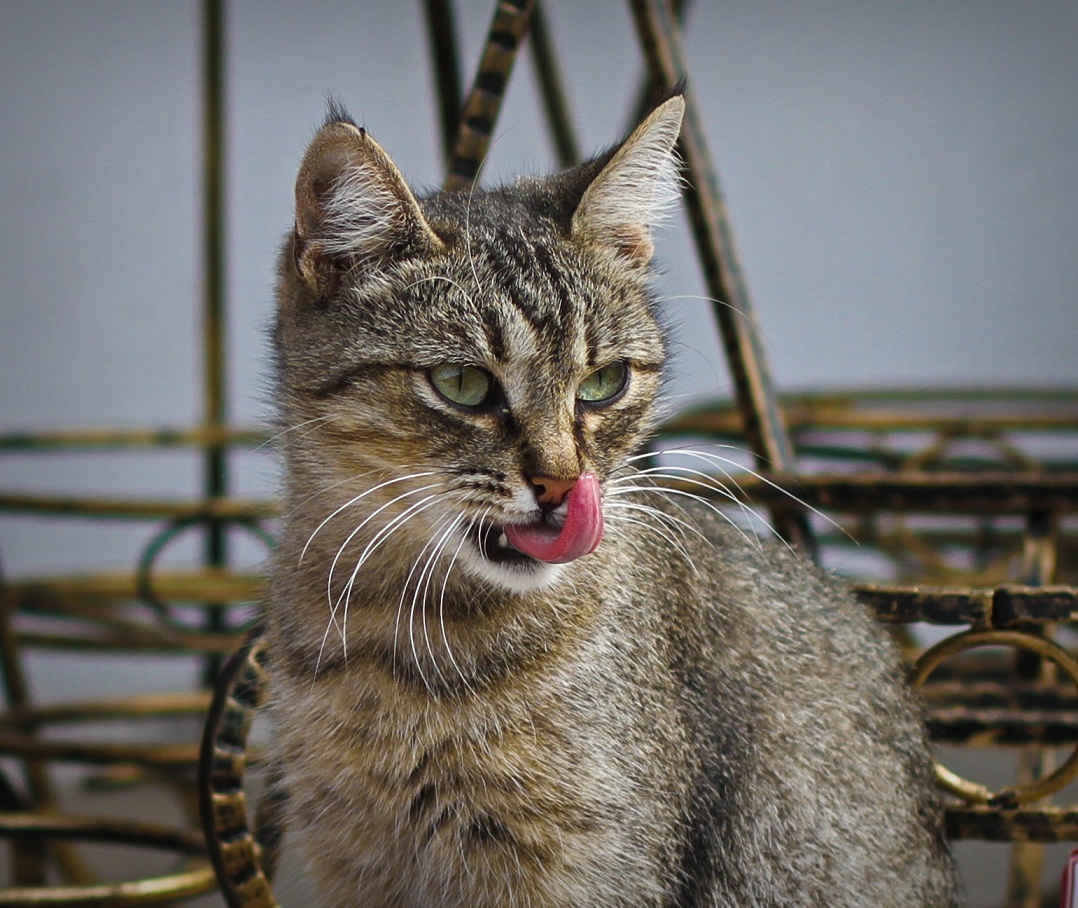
[199,628,279,908]
[136,517,274,614]
[0,692,214,769]
[912,629,1078,806]
[0,814,215,906]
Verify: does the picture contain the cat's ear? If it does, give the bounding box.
[292,117,443,298]
[571,95,685,266]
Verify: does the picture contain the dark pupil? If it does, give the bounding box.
[580,362,626,401]
[432,365,489,406]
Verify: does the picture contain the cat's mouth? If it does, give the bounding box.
[470,474,605,566]
[471,522,539,565]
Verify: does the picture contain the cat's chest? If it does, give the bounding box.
[277,654,624,800]
[276,665,667,907]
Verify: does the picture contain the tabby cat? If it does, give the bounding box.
[267,95,961,906]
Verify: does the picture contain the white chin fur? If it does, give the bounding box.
[455,542,566,593]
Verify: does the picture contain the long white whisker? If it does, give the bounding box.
[605,505,699,572]
[655,293,751,320]
[337,491,445,626]
[641,449,772,537]
[291,465,407,515]
[609,482,766,554]
[623,445,751,465]
[389,505,454,672]
[256,414,331,453]
[403,274,472,296]
[324,482,444,623]
[414,513,467,691]
[608,512,695,571]
[437,507,492,696]
[623,448,756,502]
[397,512,458,694]
[609,465,764,545]
[302,471,440,563]
[610,464,743,504]
[605,498,706,547]
[461,135,502,307]
[649,447,849,540]
[611,482,706,539]
[326,492,444,670]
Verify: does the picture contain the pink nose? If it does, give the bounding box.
[529,474,577,508]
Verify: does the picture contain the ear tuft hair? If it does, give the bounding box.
[323,96,357,129]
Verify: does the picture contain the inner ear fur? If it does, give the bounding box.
[571,95,685,266]
[293,119,443,298]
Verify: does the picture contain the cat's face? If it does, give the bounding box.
[275,98,684,594]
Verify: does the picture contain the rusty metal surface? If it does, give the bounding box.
[198,631,277,908]
[663,387,1078,437]
[857,583,1078,627]
[0,426,268,452]
[0,494,276,521]
[656,469,1078,514]
[0,815,215,906]
[945,806,1078,843]
[1,569,259,655]
[923,658,1078,751]
[927,703,1078,747]
[443,0,535,192]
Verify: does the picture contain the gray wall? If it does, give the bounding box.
[3,2,1076,436]
[1,2,1077,902]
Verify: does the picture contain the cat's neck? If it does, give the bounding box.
[272,482,610,698]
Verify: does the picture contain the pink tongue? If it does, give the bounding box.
[504,471,604,564]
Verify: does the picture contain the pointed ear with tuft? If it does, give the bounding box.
[292,120,444,299]
[571,95,685,266]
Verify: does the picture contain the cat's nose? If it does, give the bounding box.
[529,474,577,509]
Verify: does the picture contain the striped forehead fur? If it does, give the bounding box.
[316,97,684,269]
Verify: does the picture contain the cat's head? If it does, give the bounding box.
[275,96,684,594]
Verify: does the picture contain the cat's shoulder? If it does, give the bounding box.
[613,486,883,645]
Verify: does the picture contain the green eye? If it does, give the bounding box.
[577,361,628,404]
[430,364,492,407]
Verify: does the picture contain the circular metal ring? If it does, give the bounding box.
[911,628,1078,805]
[136,516,275,613]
